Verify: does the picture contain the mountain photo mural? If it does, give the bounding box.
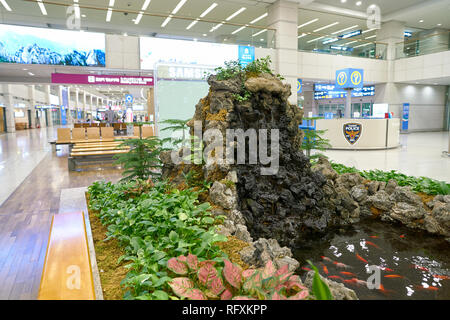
[0,24,105,67]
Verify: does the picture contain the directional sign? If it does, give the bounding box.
[238,45,255,67]
[335,68,364,89]
[125,94,134,104]
[297,79,302,94]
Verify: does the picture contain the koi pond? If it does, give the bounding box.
[295,218,450,300]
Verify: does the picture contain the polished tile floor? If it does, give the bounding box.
[320,131,450,183]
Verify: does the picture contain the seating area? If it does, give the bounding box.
[68,141,130,171]
[38,211,96,300]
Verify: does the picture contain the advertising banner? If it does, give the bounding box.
[0,24,105,67]
[297,79,302,94]
[61,87,68,125]
[402,103,410,131]
[52,73,154,86]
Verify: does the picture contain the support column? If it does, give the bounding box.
[2,84,16,133]
[28,85,37,128]
[375,21,405,117]
[45,85,53,127]
[267,0,299,105]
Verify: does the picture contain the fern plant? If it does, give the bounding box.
[160,118,190,147]
[301,117,331,160]
[113,137,165,181]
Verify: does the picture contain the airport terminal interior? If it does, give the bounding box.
[0,0,449,302]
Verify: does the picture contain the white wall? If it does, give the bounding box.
[394,51,450,83]
[106,35,140,70]
[375,83,446,131]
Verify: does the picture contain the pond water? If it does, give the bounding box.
[294,218,450,300]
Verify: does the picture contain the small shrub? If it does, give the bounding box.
[167,255,310,300]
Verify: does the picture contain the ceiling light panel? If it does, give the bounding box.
[141,0,151,11]
[172,0,188,15]
[0,0,11,11]
[226,7,246,21]
[250,13,268,24]
[298,18,319,29]
[37,0,47,16]
[313,22,339,32]
[200,3,217,17]
[332,25,359,35]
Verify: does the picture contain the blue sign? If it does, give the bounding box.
[338,30,362,40]
[335,68,364,89]
[297,79,302,94]
[314,84,374,100]
[238,45,255,67]
[61,87,68,125]
[402,103,410,131]
[77,110,82,119]
[125,94,134,104]
[404,31,412,38]
[330,45,354,52]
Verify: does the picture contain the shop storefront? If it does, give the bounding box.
[14,102,30,130]
[0,104,6,133]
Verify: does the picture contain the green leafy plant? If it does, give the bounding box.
[301,118,332,160]
[213,56,284,103]
[166,255,309,300]
[88,180,228,300]
[307,260,333,300]
[329,162,450,195]
[160,118,191,147]
[114,137,165,181]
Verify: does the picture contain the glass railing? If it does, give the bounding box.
[298,32,387,60]
[396,31,450,59]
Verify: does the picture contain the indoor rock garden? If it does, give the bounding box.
[87,58,450,300]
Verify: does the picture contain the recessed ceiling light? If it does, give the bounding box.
[0,0,12,11]
[161,15,172,27]
[341,0,347,3]
[232,25,247,35]
[252,29,267,37]
[172,0,188,15]
[260,38,264,41]
[356,1,362,6]
[135,12,143,24]
[28,72,35,76]
[226,7,246,21]
[106,8,112,22]
[437,23,442,26]
[186,19,199,30]
[419,19,424,23]
[313,22,339,32]
[81,14,86,18]
[141,0,151,11]
[250,13,268,24]
[37,0,47,15]
[298,18,319,29]
[23,68,28,71]
[202,33,207,36]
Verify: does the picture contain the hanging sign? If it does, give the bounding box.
[335,68,364,89]
[402,103,410,131]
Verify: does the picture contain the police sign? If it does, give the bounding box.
[335,68,364,89]
[343,123,362,145]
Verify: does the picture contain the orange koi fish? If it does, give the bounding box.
[365,241,381,249]
[352,278,367,286]
[412,264,429,272]
[399,235,406,238]
[356,254,368,264]
[415,285,439,291]
[378,284,394,295]
[340,271,357,277]
[321,256,333,263]
[433,275,450,280]
[322,265,329,275]
[343,279,357,285]
[369,235,379,239]
[301,267,312,272]
[384,275,405,279]
[333,261,352,269]
[382,267,395,272]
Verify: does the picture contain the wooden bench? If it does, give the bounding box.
[72,142,123,149]
[68,148,129,171]
[38,212,95,300]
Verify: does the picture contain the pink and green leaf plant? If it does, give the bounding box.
[167,253,309,300]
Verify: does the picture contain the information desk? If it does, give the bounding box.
[315,118,400,150]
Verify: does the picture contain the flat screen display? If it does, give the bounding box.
[140,37,238,70]
[0,24,105,67]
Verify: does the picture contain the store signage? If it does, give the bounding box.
[35,105,53,109]
[61,87,68,125]
[335,68,364,89]
[297,79,302,94]
[157,65,215,81]
[402,103,410,131]
[343,123,362,145]
[51,73,154,86]
[314,84,374,100]
[338,30,362,40]
[330,45,353,52]
[238,45,255,67]
[404,31,412,38]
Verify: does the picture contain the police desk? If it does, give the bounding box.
[315,118,400,150]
